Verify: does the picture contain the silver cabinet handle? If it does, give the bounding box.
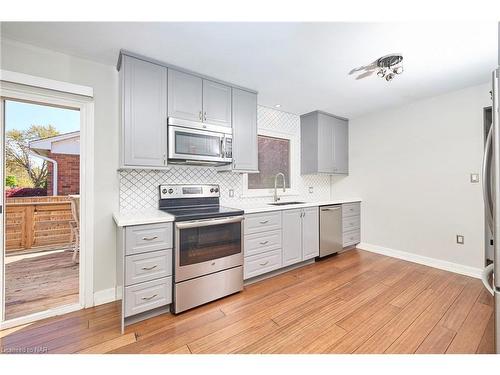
[203,111,207,121]
[321,207,341,212]
[141,294,158,301]
[260,240,269,245]
[199,111,202,120]
[259,220,269,224]
[259,261,269,266]
[141,265,158,271]
[481,263,494,296]
[142,236,158,241]
[483,125,494,232]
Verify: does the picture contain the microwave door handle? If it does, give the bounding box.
[221,135,226,158]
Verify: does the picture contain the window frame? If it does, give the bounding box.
[241,128,299,198]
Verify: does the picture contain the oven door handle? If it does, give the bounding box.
[175,215,245,230]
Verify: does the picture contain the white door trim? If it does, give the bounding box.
[0,76,95,329]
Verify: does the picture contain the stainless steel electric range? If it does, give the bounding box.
[159,184,244,313]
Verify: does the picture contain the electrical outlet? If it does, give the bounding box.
[308,186,314,194]
[228,189,234,198]
[470,173,479,183]
[456,235,464,244]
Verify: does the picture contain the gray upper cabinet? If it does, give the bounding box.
[300,110,349,175]
[202,80,232,127]
[121,55,168,168]
[231,88,258,172]
[168,69,203,122]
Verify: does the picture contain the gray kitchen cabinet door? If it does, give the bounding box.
[333,117,349,174]
[231,88,258,171]
[282,209,303,266]
[317,113,335,173]
[302,207,319,260]
[203,80,232,128]
[122,55,167,167]
[168,69,203,122]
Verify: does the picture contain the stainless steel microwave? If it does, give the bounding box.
[168,117,232,166]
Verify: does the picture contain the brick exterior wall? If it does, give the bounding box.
[46,151,80,196]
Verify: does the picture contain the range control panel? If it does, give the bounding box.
[159,184,220,199]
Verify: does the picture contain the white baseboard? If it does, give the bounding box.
[93,288,117,306]
[358,242,483,279]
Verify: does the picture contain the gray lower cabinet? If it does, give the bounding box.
[117,222,173,332]
[282,209,303,266]
[202,79,232,128]
[300,110,349,175]
[302,207,320,260]
[342,202,361,248]
[230,88,258,172]
[168,69,203,122]
[120,55,168,168]
[282,207,320,266]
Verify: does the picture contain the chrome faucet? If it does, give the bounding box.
[273,173,286,202]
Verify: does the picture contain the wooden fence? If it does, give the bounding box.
[5,196,74,255]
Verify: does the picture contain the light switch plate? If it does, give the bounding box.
[228,189,234,198]
[456,235,464,244]
[470,173,480,183]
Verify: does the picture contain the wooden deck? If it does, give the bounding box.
[4,250,79,320]
[0,249,494,354]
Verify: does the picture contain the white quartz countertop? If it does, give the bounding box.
[231,198,362,214]
[113,199,362,226]
[113,209,175,227]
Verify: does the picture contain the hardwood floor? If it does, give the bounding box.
[0,249,494,354]
[4,250,79,320]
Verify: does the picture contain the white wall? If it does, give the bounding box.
[1,38,119,295]
[333,83,491,271]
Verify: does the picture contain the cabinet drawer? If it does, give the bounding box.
[342,215,360,232]
[245,212,282,235]
[342,203,360,218]
[343,229,360,247]
[124,277,172,317]
[244,230,282,257]
[125,223,172,255]
[125,249,172,286]
[244,249,282,280]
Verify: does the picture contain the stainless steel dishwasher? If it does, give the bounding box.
[319,205,343,257]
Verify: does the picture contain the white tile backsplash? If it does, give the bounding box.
[119,106,332,210]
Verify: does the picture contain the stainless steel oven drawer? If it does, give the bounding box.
[244,212,282,235]
[244,230,282,257]
[125,223,173,255]
[174,266,243,313]
[244,248,283,279]
[125,249,172,286]
[124,277,172,317]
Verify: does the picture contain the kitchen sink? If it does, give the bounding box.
[268,201,305,206]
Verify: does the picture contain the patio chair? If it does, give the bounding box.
[68,195,80,263]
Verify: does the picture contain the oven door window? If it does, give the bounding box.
[179,222,241,266]
[175,131,222,157]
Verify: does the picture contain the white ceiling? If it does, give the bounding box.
[1,22,497,118]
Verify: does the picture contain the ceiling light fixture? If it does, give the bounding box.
[376,54,404,82]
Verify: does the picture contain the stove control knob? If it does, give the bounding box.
[210,188,214,193]
[168,188,174,194]
[162,188,167,194]
[214,188,219,193]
